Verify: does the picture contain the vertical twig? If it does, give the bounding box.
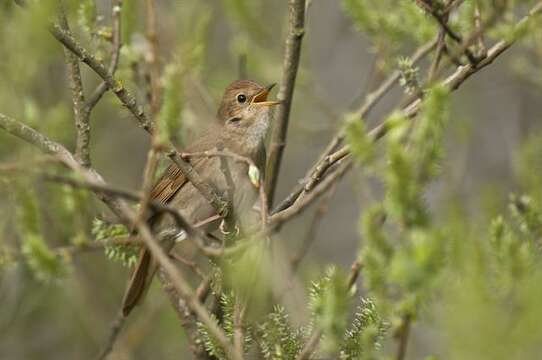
[474,3,487,57]
[233,298,246,360]
[265,0,306,206]
[85,0,123,113]
[290,184,336,271]
[395,315,412,360]
[95,311,126,360]
[146,0,161,117]
[58,3,90,167]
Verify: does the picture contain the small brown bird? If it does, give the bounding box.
[122,80,280,316]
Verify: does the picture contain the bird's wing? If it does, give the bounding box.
[122,137,217,316]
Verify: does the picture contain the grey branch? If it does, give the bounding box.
[0,112,240,360]
[272,2,542,222]
[85,0,123,113]
[58,5,90,167]
[265,0,306,206]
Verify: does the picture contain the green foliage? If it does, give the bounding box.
[340,298,386,360]
[197,291,253,359]
[91,218,135,267]
[22,233,67,282]
[309,267,351,354]
[76,0,97,35]
[258,305,306,359]
[342,0,436,69]
[158,61,185,146]
[398,57,420,95]
[345,114,374,164]
[436,194,542,360]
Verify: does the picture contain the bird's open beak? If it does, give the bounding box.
[252,83,281,106]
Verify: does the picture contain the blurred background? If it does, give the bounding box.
[1,0,542,359]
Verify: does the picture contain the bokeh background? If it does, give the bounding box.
[1,0,542,359]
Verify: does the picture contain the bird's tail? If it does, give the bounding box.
[121,247,156,316]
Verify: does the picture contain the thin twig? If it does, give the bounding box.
[290,184,336,271]
[233,298,246,360]
[145,0,162,117]
[42,174,224,258]
[296,258,362,360]
[414,0,479,64]
[85,0,123,113]
[158,272,213,359]
[265,0,306,206]
[395,314,412,360]
[272,38,438,215]
[272,3,542,221]
[50,23,153,133]
[168,150,229,217]
[269,160,352,228]
[58,4,90,167]
[473,2,487,57]
[96,310,127,360]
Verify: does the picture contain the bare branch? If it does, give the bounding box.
[269,160,352,228]
[58,5,90,167]
[273,2,542,221]
[290,183,336,271]
[167,150,229,217]
[49,23,153,133]
[85,0,123,113]
[96,311,126,360]
[145,0,162,117]
[265,0,306,206]
[395,314,412,360]
[272,38,438,215]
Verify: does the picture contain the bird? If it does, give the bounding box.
[121,80,280,316]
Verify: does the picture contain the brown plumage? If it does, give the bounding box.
[122,80,279,316]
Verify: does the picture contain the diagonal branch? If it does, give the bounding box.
[272,2,542,222]
[0,112,240,360]
[265,0,306,206]
[271,38,438,215]
[49,23,154,133]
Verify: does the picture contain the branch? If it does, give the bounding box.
[50,22,229,221]
[49,23,153,133]
[395,314,412,360]
[96,310,126,360]
[265,0,306,206]
[145,0,161,117]
[272,38,438,215]
[0,112,239,360]
[42,174,224,258]
[58,5,90,167]
[290,183,336,271]
[167,150,229,217]
[158,272,214,359]
[296,258,362,360]
[415,0,480,64]
[269,159,352,228]
[85,0,123,113]
[273,2,542,220]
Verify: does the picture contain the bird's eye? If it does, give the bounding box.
[228,117,241,125]
[237,94,247,103]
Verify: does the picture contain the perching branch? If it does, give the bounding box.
[265,0,306,206]
[0,112,240,360]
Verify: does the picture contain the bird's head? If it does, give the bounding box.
[217,80,280,149]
